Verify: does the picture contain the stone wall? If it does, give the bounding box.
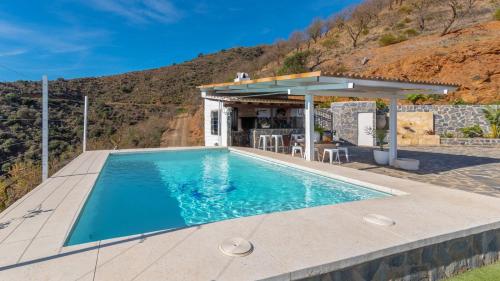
[397,105,499,137]
[331,102,376,145]
[327,103,498,145]
[441,138,500,146]
[300,228,500,281]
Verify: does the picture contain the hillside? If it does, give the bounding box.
[325,21,500,104]
[0,47,268,209]
[1,0,499,210]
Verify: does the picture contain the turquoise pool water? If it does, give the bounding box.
[66,149,388,245]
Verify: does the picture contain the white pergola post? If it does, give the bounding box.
[304,93,315,161]
[389,96,398,166]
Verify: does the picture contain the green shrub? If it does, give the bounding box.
[494,8,500,21]
[176,107,188,114]
[399,6,413,15]
[333,64,349,73]
[441,131,455,138]
[379,34,407,46]
[320,38,339,49]
[406,94,427,105]
[395,22,407,30]
[277,51,310,75]
[460,125,484,138]
[428,94,444,101]
[121,85,133,93]
[318,97,338,108]
[451,98,468,105]
[482,106,500,138]
[404,29,419,37]
[376,98,388,112]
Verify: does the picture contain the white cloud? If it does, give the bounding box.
[0,49,27,57]
[88,0,183,24]
[0,20,108,54]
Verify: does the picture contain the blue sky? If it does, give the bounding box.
[0,0,359,81]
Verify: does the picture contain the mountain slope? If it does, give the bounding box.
[322,21,500,103]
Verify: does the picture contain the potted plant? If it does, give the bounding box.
[314,125,325,142]
[259,119,271,129]
[482,106,500,138]
[375,99,388,129]
[366,127,389,165]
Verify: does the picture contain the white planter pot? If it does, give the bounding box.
[394,158,420,171]
[373,149,389,165]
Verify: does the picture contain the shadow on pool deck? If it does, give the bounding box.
[344,146,500,174]
[0,225,202,273]
[338,146,500,198]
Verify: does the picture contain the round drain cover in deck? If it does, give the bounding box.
[363,214,395,226]
[219,237,253,257]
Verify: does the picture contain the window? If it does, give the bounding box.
[211,110,219,135]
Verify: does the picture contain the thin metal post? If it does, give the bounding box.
[42,75,48,181]
[389,96,398,166]
[83,96,88,152]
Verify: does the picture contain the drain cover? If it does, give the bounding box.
[219,237,253,257]
[363,214,396,226]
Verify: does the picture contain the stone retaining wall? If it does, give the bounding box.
[300,228,500,281]
[441,138,500,146]
[327,103,499,145]
[397,105,499,137]
[331,102,376,145]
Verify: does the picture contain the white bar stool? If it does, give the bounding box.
[322,148,340,164]
[258,135,272,151]
[271,135,284,153]
[337,147,349,162]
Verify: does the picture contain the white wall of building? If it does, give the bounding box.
[204,99,229,147]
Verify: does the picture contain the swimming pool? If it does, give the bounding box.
[65,149,388,245]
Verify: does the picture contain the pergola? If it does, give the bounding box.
[198,71,458,165]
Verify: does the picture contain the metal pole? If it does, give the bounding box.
[83,96,88,152]
[389,96,398,166]
[42,75,48,181]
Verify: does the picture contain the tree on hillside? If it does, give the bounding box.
[389,0,405,10]
[440,0,477,36]
[288,31,307,52]
[309,49,330,71]
[412,0,431,31]
[324,14,345,36]
[270,39,290,65]
[307,18,325,43]
[277,51,310,75]
[342,5,375,48]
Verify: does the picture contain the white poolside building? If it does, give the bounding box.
[199,71,458,166]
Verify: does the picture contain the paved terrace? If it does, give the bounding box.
[337,145,500,197]
[0,147,500,281]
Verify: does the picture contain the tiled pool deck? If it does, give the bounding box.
[1,147,500,280]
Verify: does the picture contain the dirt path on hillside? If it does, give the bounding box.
[162,113,190,147]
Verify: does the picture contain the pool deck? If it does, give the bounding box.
[1,146,500,280]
